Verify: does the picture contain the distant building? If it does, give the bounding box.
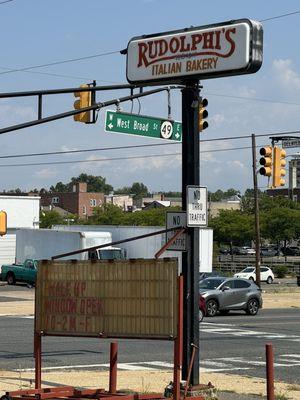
[40,182,105,218]
[105,192,133,211]
[208,196,241,218]
[135,194,182,209]
[143,200,171,210]
[266,157,300,201]
[0,195,40,264]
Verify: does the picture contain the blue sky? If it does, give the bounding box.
[1,0,300,193]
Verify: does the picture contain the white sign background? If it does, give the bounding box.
[187,186,208,227]
[126,19,262,84]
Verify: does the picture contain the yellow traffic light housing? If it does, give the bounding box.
[273,146,286,188]
[73,84,92,123]
[259,146,273,177]
[0,210,7,236]
[199,98,208,132]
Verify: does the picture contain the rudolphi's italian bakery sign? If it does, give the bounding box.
[126,19,263,84]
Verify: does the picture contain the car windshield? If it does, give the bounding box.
[241,267,255,272]
[199,278,225,290]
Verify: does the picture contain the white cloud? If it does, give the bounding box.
[226,160,245,169]
[272,59,300,89]
[0,102,36,123]
[34,168,57,179]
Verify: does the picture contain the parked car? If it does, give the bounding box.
[245,248,256,255]
[281,246,300,256]
[199,294,206,322]
[234,266,274,284]
[219,248,230,255]
[199,277,262,317]
[260,247,282,257]
[199,271,223,281]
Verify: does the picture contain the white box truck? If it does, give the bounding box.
[52,225,213,272]
[15,229,125,263]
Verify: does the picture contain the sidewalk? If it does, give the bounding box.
[1,369,300,400]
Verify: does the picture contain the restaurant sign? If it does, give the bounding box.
[126,19,263,84]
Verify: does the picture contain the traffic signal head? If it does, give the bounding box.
[259,146,273,177]
[199,98,208,132]
[73,84,92,123]
[0,210,7,236]
[273,146,286,187]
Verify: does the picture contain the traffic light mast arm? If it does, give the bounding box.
[0,86,177,135]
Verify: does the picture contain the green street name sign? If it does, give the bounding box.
[105,110,182,142]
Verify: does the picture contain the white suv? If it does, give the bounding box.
[234,266,274,284]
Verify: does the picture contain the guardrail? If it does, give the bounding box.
[215,256,300,275]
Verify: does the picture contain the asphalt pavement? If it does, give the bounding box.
[0,308,299,385]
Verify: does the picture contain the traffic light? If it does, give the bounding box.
[0,210,7,236]
[199,98,208,132]
[273,146,286,187]
[73,84,92,123]
[259,146,273,177]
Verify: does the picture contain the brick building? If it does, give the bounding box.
[40,182,105,218]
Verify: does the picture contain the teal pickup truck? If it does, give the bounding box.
[0,259,38,285]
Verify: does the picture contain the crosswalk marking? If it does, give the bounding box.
[201,322,300,342]
[14,353,300,374]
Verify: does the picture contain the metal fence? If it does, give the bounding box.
[215,256,300,275]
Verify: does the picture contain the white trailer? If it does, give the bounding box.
[52,225,213,272]
[15,229,125,263]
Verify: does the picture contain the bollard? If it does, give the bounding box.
[109,342,118,394]
[266,343,275,400]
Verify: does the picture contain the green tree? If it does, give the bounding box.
[89,204,125,225]
[49,174,113,194]
[260,207,300,244]
[40,210,65,228]
[50,181,69,193]
[130,182,149,199]
[70,174,113,193]
[209,210,254,246]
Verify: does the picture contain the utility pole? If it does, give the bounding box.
[181,80,200,385]
[251,134,261,288]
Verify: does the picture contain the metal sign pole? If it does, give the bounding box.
[181,80,200,385]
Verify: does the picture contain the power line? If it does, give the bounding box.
[260,10,300,22]
[0,50,120,76]
[0,143,176,159]
[0,130,298,161]
[0,144,282,169]
[0,67,95,82]
[0,152,181,168]
[0,10,298,81]
[205,92,300,107]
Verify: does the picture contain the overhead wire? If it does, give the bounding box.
[0,129,298,160]
[0,50,120,76]
[0,9,298,80]
[260,10,300,22]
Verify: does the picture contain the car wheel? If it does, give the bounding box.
[206,299,218,317]
[246,298,259,315]
[199,309,204,322]
[266,276,273,284]
[6,272,15,285]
